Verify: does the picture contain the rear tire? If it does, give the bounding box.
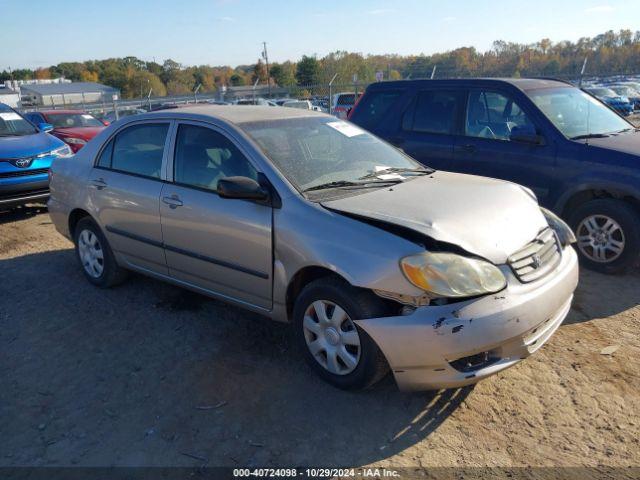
[73,217,128,288]
[293,277,390,390]
[568,199,640,274]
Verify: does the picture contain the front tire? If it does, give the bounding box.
[74,217,127,287]
[293,277,390,390]
[568,199,640,274]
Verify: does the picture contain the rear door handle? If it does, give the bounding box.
[162,195,183,209]
[91,178,107,190]
[457,144,476,153]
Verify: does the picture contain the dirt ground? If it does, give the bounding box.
[0,206,638,470]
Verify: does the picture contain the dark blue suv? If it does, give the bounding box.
[0,103,72,209]
[349,78,640,273]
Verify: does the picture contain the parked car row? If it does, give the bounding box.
[2,76,638,392]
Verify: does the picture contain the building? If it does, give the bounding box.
[19,82,120,107]
[0,86,20,108]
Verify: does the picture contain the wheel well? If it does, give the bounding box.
[561,189,640,219]
[285,267,345,321]
[68,208,92,238]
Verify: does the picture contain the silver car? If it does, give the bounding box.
[48,106,579,391]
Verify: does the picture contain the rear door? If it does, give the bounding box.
[388,89,462,171]
[89,121,171,274]
[451,88,557,202]
[159,121,273,310]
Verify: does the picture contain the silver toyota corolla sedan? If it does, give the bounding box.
[48,105,579,391]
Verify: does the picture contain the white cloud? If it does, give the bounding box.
[585,5,614,13]
[367,8,395,15]
[216,16,236,22]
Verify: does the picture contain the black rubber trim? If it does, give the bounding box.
[105,225,269,279]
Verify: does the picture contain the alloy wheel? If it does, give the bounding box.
[576,214,625,263]
[302,300,361,375]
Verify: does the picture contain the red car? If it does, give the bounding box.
[23,110,108,152]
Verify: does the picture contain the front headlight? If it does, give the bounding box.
[541,207,576,246]
[64,137,86,145]
[400,252,507,298]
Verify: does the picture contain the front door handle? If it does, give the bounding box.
[162,195,183,209]
[91,178,107,190]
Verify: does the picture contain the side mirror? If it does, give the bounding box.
[38,122,54,132]
[510,127,545,145]
[218,176,269,202]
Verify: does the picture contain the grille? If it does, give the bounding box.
[508,227,561,283]
[0,168,49,179]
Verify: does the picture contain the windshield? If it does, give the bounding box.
[46,113,104,128]
[0,110,38,136]
[241,117,425,193]
[529,87,631,139]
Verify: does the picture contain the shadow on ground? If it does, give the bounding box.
[0,204,48,225]
[0,249,471,467]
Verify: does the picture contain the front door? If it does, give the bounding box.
[159,122,273,310]
[89,121,171,274]
[451,89,557,203]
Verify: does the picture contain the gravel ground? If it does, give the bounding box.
[0,206,638,469]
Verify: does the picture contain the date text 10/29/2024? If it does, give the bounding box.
[233,468,400,478]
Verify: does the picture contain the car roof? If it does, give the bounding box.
[38,109,88,115]
[366,77,574,92]
[142,104,324,124]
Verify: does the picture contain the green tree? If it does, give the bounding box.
[295,55,320,85]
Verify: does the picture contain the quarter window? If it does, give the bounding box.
[465,91,536,140]
[173,124,257,192]
[403,90,459,134]
[96,139,114,168]
[110,123,169,178]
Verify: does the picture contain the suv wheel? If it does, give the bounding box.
[568,199,640,274]
[293,277,390,390]
[74,217,128,287]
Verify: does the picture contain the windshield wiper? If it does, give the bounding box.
[570,133,611,140]
[303,179,403,193]
[358,167,434,180]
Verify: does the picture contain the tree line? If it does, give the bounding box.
[2,29,640,99]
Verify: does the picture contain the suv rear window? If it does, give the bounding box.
[403,90,459,134]
[337,94,356,106]
[350,90,403,129]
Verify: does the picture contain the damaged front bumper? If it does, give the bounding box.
[355,246,579,391]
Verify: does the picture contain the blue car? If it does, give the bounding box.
[584,87,634,116]
[0,103,72,208]
[350,78,640,273]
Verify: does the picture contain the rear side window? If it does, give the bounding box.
[110,123,169,178]
[350,90,403,129]
[337,94,356,106]
[96,139,114,168]
[403,90,459,134]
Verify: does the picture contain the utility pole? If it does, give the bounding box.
[262,42,271,97]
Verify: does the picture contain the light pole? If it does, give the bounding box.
[262,42,271,97]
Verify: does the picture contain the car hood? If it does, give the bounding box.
[53,126,105,140]
[581,131,640,155]
[0,131,65,159]
[321,171,547,264]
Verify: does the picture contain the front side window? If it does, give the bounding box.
[45,113,105,128]
[173,124,257,192]
[109,123,168,178]
[403,90,458,134]
[529,87,632,139]
[465,90,536,140]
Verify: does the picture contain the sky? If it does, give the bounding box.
[1,0,639,70]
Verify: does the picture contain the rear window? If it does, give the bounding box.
[350,90,403,129]
[337,94,356,106]
[403,90,459,134]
